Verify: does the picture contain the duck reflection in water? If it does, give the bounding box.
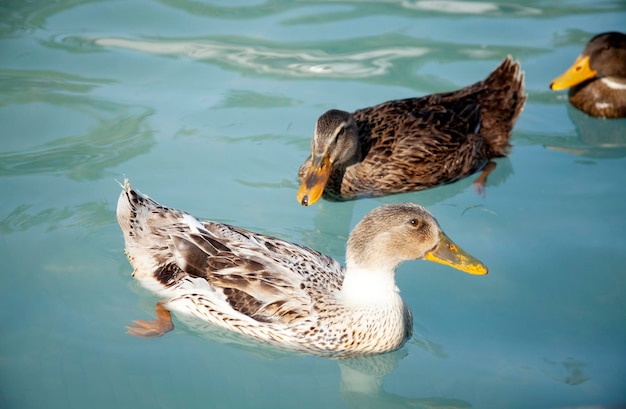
[544,104,626,158]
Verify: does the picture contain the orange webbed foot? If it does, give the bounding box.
[473,181,486,197]
[126,301,174,338]
[473,161,497,197]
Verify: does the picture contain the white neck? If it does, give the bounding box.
[601,77,626,90]
[339,265,401,306]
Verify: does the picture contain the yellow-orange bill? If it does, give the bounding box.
[296,155,332,206]
[550,55,597,90]
[424,232,488,275]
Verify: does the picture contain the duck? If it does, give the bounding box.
[550,31,626,118]
[296,56,526,206]
[117,179,487,358]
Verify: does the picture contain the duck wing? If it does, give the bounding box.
[348,99,486,193]
[435,56,526,155]
[118,180,344,326]
[166,221,344,325]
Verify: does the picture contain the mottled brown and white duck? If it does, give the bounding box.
[117,179,487,358]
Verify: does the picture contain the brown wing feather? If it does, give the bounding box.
[168,225,338,325]
[337,98,486,197]
[324,57,525,199]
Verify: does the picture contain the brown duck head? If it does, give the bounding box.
[297,109,359,206]
[550,31,626,91]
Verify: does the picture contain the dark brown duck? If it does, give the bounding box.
[297,56,526,206]
[550,31,626,119]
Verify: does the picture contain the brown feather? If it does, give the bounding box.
[298,56,526,201]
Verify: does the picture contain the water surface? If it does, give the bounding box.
[1,1,625,408]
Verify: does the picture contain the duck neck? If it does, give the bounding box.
[600,77,626,90]
[339,262,401,306]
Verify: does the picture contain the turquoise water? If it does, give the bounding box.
[1,1,626,408]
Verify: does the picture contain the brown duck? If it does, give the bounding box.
[550,32,626,119]
[297,56,526,206]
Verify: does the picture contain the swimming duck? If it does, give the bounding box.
[117,179,487,358]
[550,32,626,118]
[297,56,526,206]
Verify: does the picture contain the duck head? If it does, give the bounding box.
[550,31,626,91]
[297,109,359,206]
[345,203,488,276]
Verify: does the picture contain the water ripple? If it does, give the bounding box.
[94,36,429,78]
[0,70,155,180]
[0,201,113,234]
[401,1,541,15]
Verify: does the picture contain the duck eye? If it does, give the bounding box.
[409,219,419,227]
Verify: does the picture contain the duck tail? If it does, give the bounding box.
[117,179,157,240]
[475,56,527,157]
[116,179,180,275]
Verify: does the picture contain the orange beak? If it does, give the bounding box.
[424,232,488,275]
[550,55,597,90]
[296,155,332,206]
